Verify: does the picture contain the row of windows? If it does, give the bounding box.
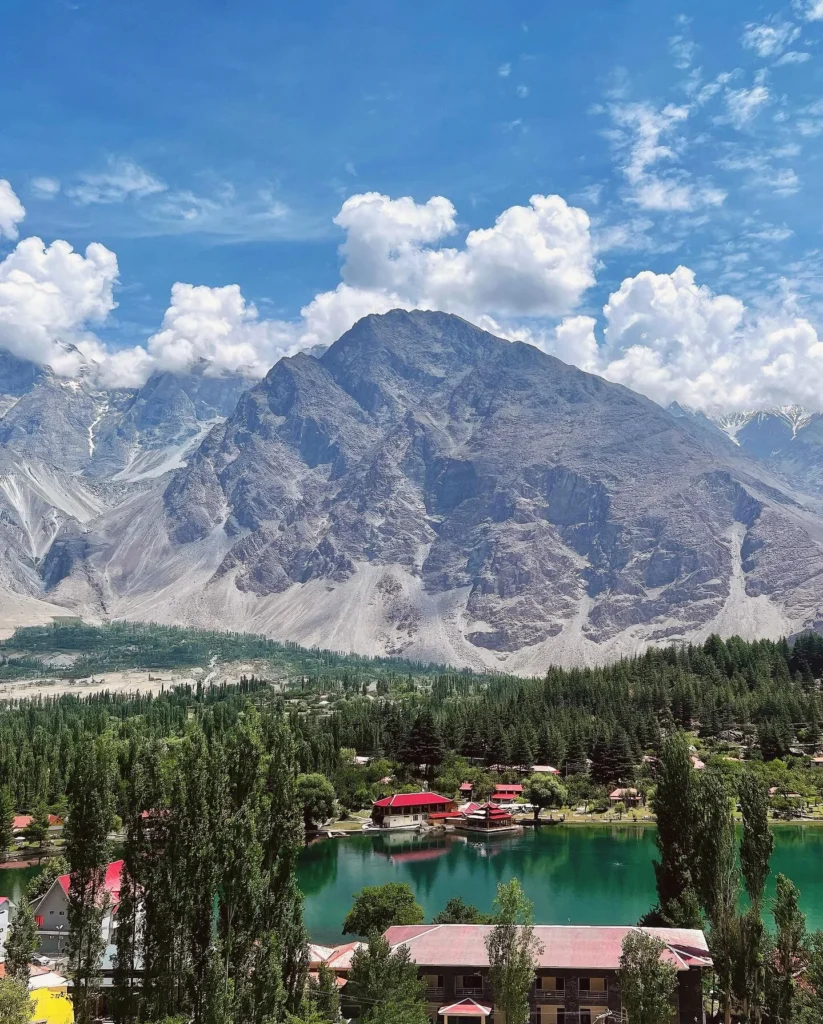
[424,974,607,994]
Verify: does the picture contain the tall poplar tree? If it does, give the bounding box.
[65,737,115,1024]
[485,879,543,1024]
[651,731,701,927]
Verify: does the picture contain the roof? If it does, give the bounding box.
[13,813,63,831]
[439,997,492,1016]
[531,765,559,774]
[459,782,474,790]
[322,941,364,971]
[493,784,523,792]
[0,896,8,907]
[57,860,124,906]
[373,792,453,809]
[28,971,68,991]
[690,756,706,770]
[610,788,639,798]
[384,924,712,971]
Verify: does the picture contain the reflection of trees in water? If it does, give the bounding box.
[297,837,341,896]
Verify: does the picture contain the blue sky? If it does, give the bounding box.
[3,0,823,409]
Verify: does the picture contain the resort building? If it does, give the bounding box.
[608,788,641,806]
[370,793,456,830]
[490,784,523,803]
[381,923,712,1023]
[33,860,123,956]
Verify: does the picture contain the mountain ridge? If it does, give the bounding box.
[3,309,823,669]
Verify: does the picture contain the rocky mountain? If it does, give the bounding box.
[0,355,252,635]
[670,404,823,497]
[24,309,823,671]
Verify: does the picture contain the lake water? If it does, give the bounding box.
[3,827,820,946]
[296,825,823,944]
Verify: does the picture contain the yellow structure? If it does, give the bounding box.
[29,978,74,1024]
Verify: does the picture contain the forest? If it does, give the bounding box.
[1,626,823,1021]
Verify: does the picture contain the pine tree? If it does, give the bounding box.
[0,787,14,861]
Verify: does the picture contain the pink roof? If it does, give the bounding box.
[13,815,32,830]
[459,782,473,790]
[439,997,492,1016]
[493,784,523,792]
[57,860,124,906]
[0,897,8,906]
[373,793,453,809]
[384,924,711,971]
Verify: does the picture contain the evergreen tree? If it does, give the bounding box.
[399,710,444,780]
[5,895,38,983]
[0,787,14,861]
[23,799,50,860]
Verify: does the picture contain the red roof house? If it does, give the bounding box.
[371,793,456,829]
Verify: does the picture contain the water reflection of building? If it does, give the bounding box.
[373,834,451,865]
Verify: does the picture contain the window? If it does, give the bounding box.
[538,976,564,992]
[461,974,483,990]
[579,977,590,992]
[580,1011,592,1024]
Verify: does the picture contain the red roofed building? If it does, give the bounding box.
[370,793,456,830]
[379,923,711,1023]
[33,859,124,957]
[455,802,520,835]
[491,784,523,803]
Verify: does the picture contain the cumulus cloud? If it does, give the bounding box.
[145,283,296,379]
[66,158,167,205]
[544,266,823,412]
[741,20,800,57]
[0,188,595,387]
[0,236,119,376]
[0,180,26,240]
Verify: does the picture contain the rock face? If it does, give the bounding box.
[5,310,823,670]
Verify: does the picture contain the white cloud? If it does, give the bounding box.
[608,102,726,211]
[0,180,26,240]
[30,177,61,200]
[0,236,118,376]
[0,189,595,387]
[741,20,800,57]
[145,283,296,379]
[723,80,771,128]
[546,266,823,411]
[498,63,511,77]
[633,178,725,212]
[66,158,167,205]
[774,50,811,65]
[795,0,823,20]
[669,17,696,69]
[516,84,530,98]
